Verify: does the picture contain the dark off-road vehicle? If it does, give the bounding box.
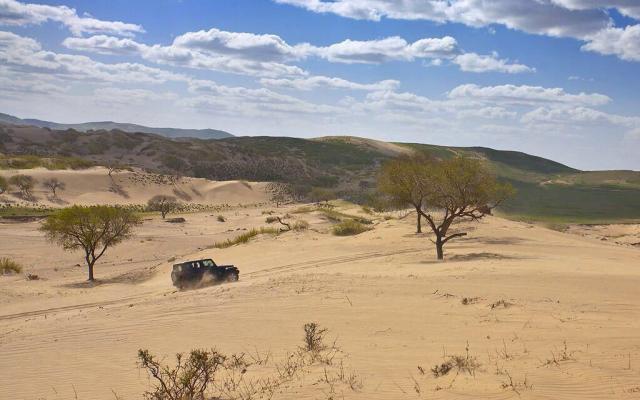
[171,258,239,289]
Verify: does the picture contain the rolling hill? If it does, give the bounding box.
[1,122,639,223]
[0,113,233,140]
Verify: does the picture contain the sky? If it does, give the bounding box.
[1,0,639,170]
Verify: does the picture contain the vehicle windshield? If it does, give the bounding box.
[201,260,215,267]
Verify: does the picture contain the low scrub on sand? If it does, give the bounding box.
[332,219,372,236]
[137,323,362,400]
[213,227,280,248]
[0,257,22,274]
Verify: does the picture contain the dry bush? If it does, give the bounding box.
[138,323,362,400]
[138,348,225,400]
[432,343,480,378]
[265,216,278,224]
[332,219,372,236]
[489,299,514,309]
[216,215,226,222]
[303,322,328,353]
[292,220,309,231]
[0,257,23,274]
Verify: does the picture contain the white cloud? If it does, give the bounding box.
[0,0,143,36]
[313,36,459,63]
[260,76,400,91]
[522,106,640,128]
[63,34,307,78]
[581,25,640,61]
[274,0,614,39]
[448,84,611,106]
[453,52,535,73]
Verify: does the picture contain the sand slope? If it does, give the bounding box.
[1,205,640,399]
[0,167,268,207]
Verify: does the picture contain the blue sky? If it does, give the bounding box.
[1,0,639,170]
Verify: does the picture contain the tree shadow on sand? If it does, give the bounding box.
[57,268,155,288]
[447,252,520,262]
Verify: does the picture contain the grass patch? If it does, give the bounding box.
[213,227,280,248]
[321,209,373,224]
[332,219,372,236]
[0,257,22,274]
[0,205,53,218]
[0,154,94,170]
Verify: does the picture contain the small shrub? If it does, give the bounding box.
[216,215,226,222]
[265,216,278,224]
[0,257,22,274]
[332,219,372,236]
[138,348,225,400]
[303,322,327,353]
[292,220,309,231]
[431,343,480,377]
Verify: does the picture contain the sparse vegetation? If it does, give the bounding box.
[213,227,280,248]
[9,174,37,200]
[431,343,480,378]
[137,323,361,399]
[0,175,7,194]
[332,219,372,236]
[40,206,142,281]
[216,215,225,222]
[147,195,179,219]
[42,178,66,198]
[0,257,22,274]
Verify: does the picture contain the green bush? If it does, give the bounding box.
[332,220,372,236]
[213,227,279,248]
[0,258,23,274]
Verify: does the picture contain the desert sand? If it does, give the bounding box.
[1,172,640,399]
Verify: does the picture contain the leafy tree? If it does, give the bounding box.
[378,157,514,259]
[377,155,431,233]
[0,175,7,194]
[40,206,142,281]
[418,157,515,260]
[9,174,37,200]
[147,195,179,219]
[42,177,66,198]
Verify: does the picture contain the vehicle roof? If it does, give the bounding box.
[173,258,215,266]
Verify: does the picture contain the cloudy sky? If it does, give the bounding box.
[1,0,639,170]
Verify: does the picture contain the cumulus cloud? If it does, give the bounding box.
[581,25,640,61]
[313,36,459,63]
[260,76,400,91]
[0,0,143,36]
[448,84,611,106]
[453,52,535,73]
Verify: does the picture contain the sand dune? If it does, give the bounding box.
[1,202,640,399]
[0,167,268,207]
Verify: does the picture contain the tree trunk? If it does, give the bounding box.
[415,207,422,233]
[88,262,95,281]
[435,237,444,260]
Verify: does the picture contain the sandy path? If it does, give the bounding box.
[1,211,640,399]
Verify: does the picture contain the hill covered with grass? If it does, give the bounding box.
[1,123,638,223]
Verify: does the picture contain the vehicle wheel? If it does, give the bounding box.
[228,272,239,282]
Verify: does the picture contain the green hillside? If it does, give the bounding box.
[1,122,638,223]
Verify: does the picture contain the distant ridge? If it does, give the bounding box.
[0,113,234,140]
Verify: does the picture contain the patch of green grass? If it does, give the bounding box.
[332,219,372,236]
[212,227,280,249]
[321,209,373,225]
[0,206,53,217]
[0,257,22,274]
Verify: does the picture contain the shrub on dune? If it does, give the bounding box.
[332,219,372,236]
[0,258,22,275]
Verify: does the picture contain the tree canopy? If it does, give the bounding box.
[40,206,142,281]
[147,195,179,219]
[378,156,515,259]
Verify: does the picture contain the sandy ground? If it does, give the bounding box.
[566,224,640,247]
[0,167,269,207]
[1,191,640,399]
